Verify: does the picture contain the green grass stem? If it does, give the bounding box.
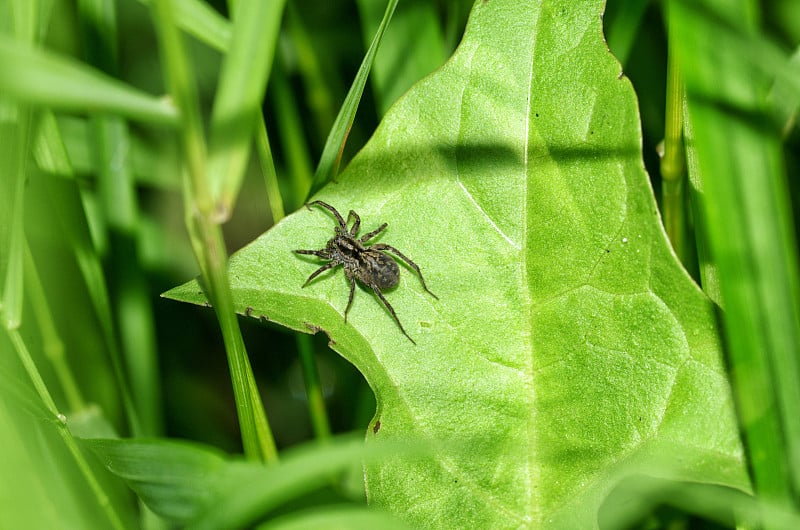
[23,240,85,413]
[256,115,285,223]
[296,334,331,441]
[271,56,314,210]
[150,0,277,463]
[661,9,688,264]
[208,0,286,218]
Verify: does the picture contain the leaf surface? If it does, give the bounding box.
[167,0,748,526]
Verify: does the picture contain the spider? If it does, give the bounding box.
[294,200,438,344]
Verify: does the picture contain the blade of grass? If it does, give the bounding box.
[46,168,143,436]
[0,106,28,330]
[660,2,689,265]
[137,0,231,52]
[23,240,84,413]
[673,0,800,518]
[270,55,314,209]
[255,115,285,223]
[295,334,331,440]
[188,436,419,530]
[259,505,412,530]
[307,0,399,197]
[0,1,31,328]
[3,327,128,530]
[84,434,416,527]
[284,2,338,143]
[36,114,182,190]
[208,0,286,219]
[33,112,76,177]
[0,36,177,125]
[770,46,800,137]
[149,0,277,463]
[600,475,800,529]
[1,9,131,527]
[356,0,446,115]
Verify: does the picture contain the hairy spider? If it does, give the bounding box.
[294,200,437,344]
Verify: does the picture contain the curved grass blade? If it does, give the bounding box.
[0,36,177,125]
[84,434,414,528]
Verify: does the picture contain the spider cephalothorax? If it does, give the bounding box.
[294,201,437,344]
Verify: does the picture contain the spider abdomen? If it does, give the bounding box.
[357,251,399,289]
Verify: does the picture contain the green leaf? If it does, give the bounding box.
[136,0,232,52]
[167,0,749,526]
[0,333,136,530]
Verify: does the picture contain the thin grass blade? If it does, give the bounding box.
[208,0,287,218]
[307,0,399,197]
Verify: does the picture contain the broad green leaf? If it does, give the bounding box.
[167,0,749,526]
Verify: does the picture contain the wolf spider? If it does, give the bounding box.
[294,201,437,344]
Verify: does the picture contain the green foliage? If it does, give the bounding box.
[2,0,799,528]
[167,0,750,526]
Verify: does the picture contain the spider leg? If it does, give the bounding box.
[370,244,438,299]
[370,286,416,345]
[360,223,387,243]
[294,249,330,258]
[307,201,347,231]
[343,273,356,323]
[346,210,361,237]
[300,261,339,287]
